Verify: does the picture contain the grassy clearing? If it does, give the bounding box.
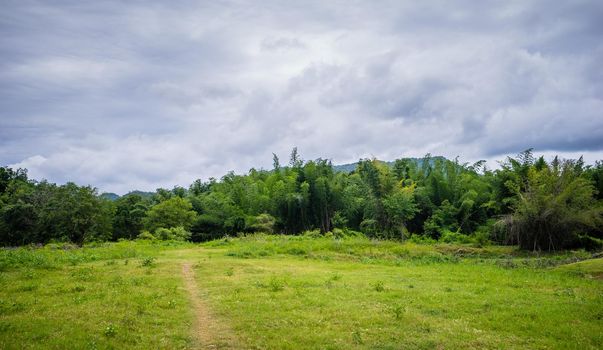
[1,236,602,349]
[191,236,603,349]
[554,258,603,279]
[0,242,194,349]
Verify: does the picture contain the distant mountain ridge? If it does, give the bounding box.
[333,156,447,173]
[100,157,447,199]
[99,192,119,201]
[100,190,155,201]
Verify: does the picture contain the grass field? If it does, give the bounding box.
[1,236,602,349]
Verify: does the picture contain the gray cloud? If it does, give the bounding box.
[1,0,602,193]
[261,37,306,51]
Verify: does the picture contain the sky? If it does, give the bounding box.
[1,0,602,194]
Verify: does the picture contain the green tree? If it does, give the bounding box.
[144,197,197,233]
[113,194,148,240]
[382,184,418,238]
[36,183,114,245]
[500,159,603,250]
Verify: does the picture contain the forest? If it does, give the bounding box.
[1,149,602,251]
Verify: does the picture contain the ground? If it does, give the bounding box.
[0,236,601,349]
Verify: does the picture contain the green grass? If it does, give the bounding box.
[0,241,194,349]
[1,236,602,349]
[554,258,603,279]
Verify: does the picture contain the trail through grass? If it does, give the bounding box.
[182,262,239,349]
[1,236,601,349]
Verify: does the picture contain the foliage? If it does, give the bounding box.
[143,197,197,233]
[112,194,148,240]
[1,149,602,251]
[0,174,114,245]
[154,226,191,241]
[137,231,156,241]
[499,156,603,251]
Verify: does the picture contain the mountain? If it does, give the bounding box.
[333,156,447,173]
[126,190,155,199]
[100,190,155,200]
[99,192,120,201]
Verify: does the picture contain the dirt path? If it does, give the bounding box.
[182,263,236,349]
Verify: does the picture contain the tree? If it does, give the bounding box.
[382,184,418,238]
[35,183,114,245]
[500,159,603,251]
[289,147,303,168]
[113,194,148,240]
[273,153,281,171]
[144,197,197,233]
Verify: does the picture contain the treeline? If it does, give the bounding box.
[1,149,602,250]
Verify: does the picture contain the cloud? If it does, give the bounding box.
[1,0,602,193]
[261,37,306,51]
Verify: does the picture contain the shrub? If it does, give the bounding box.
[247,214,276,234]
[578,235,603,252]
[471,230,491,247]
[407,234,436,244]
[439,230,472,244]
[140,257,155,267]
[104,323,117,337]
[359,219,378,237]
[302,229,322,238]
[373,280,385,292]
[137,231,155,241]
[153,226,191,241]
[268,277,285,292]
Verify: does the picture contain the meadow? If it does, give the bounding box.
[1,236,602,349]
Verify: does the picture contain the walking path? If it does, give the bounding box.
[182,262,241,349]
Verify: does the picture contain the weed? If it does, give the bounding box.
[17,284,38,292]
[373,281,385,292]
[67,255,84,266]
[554,288,575,297]
[268,277,285,292]
[225,267,234,276]
[352,329,363,344]
[392,305,405,319]
[71,267,94,281]
[497,259,518,269]
[71,285,86,293]
[140,257,156,267]
[103,323,117,337]
[109,276,124,287]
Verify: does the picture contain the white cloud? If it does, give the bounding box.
[1,0,602,193]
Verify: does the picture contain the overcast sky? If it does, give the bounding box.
[1,1,602,194]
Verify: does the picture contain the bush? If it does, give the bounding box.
[154,226,191,241]
[247,214,276,234]
[407,234,437,244]
[359,219,378,237]
[302,229,322,238]
[577,235,603,252]
[471,230,491,247]
[137,231,155,241]
[439,230,472,244]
